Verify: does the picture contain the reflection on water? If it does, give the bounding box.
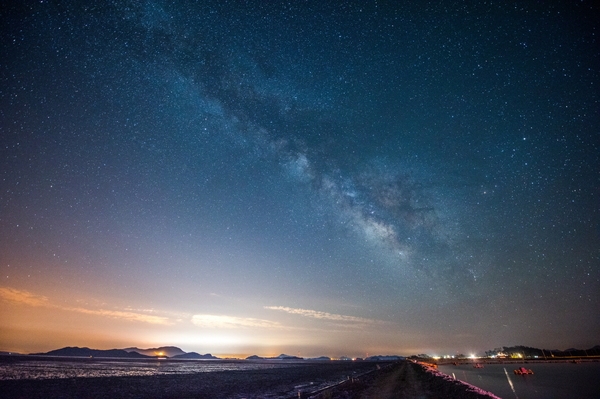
[438,362,600,399]
[0,357,301,380]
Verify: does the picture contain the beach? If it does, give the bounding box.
[0,359,500,398]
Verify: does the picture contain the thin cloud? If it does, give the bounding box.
[66,307,171,325]
[265,306,378,324]
[0,287,48,307]
[0,287,170,325]
[191,314,281,329]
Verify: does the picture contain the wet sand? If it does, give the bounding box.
[0,360,499,398]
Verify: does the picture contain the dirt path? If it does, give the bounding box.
[312,361,499,399]
[358,361,425,398]
[312,361,430,399]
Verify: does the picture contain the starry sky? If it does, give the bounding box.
[1,1,598,358]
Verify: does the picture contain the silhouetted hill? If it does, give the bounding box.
[172,352,219,359]
[276,354,302,360]
[245,354,303,360]
[32,347,151,358]
[123,346,185,357]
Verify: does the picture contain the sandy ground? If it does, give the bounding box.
[0,360,499,399]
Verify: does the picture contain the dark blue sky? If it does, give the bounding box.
[1,1,598,357]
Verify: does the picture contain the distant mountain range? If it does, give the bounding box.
[31,347,151,358]
[246,354,303,360]
[30,346,219,359]
[171,352,219,359]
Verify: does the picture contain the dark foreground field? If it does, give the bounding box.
[0,360,499,399]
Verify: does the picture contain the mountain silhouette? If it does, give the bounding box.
[32,347,151,358]
[123,346,186,357]
[172,352,219,359]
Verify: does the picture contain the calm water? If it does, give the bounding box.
[0,356,303,380]
[438,362,600,399]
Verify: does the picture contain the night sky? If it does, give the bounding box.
[1,1,598,358]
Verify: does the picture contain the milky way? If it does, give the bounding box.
[1,1,598,356]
